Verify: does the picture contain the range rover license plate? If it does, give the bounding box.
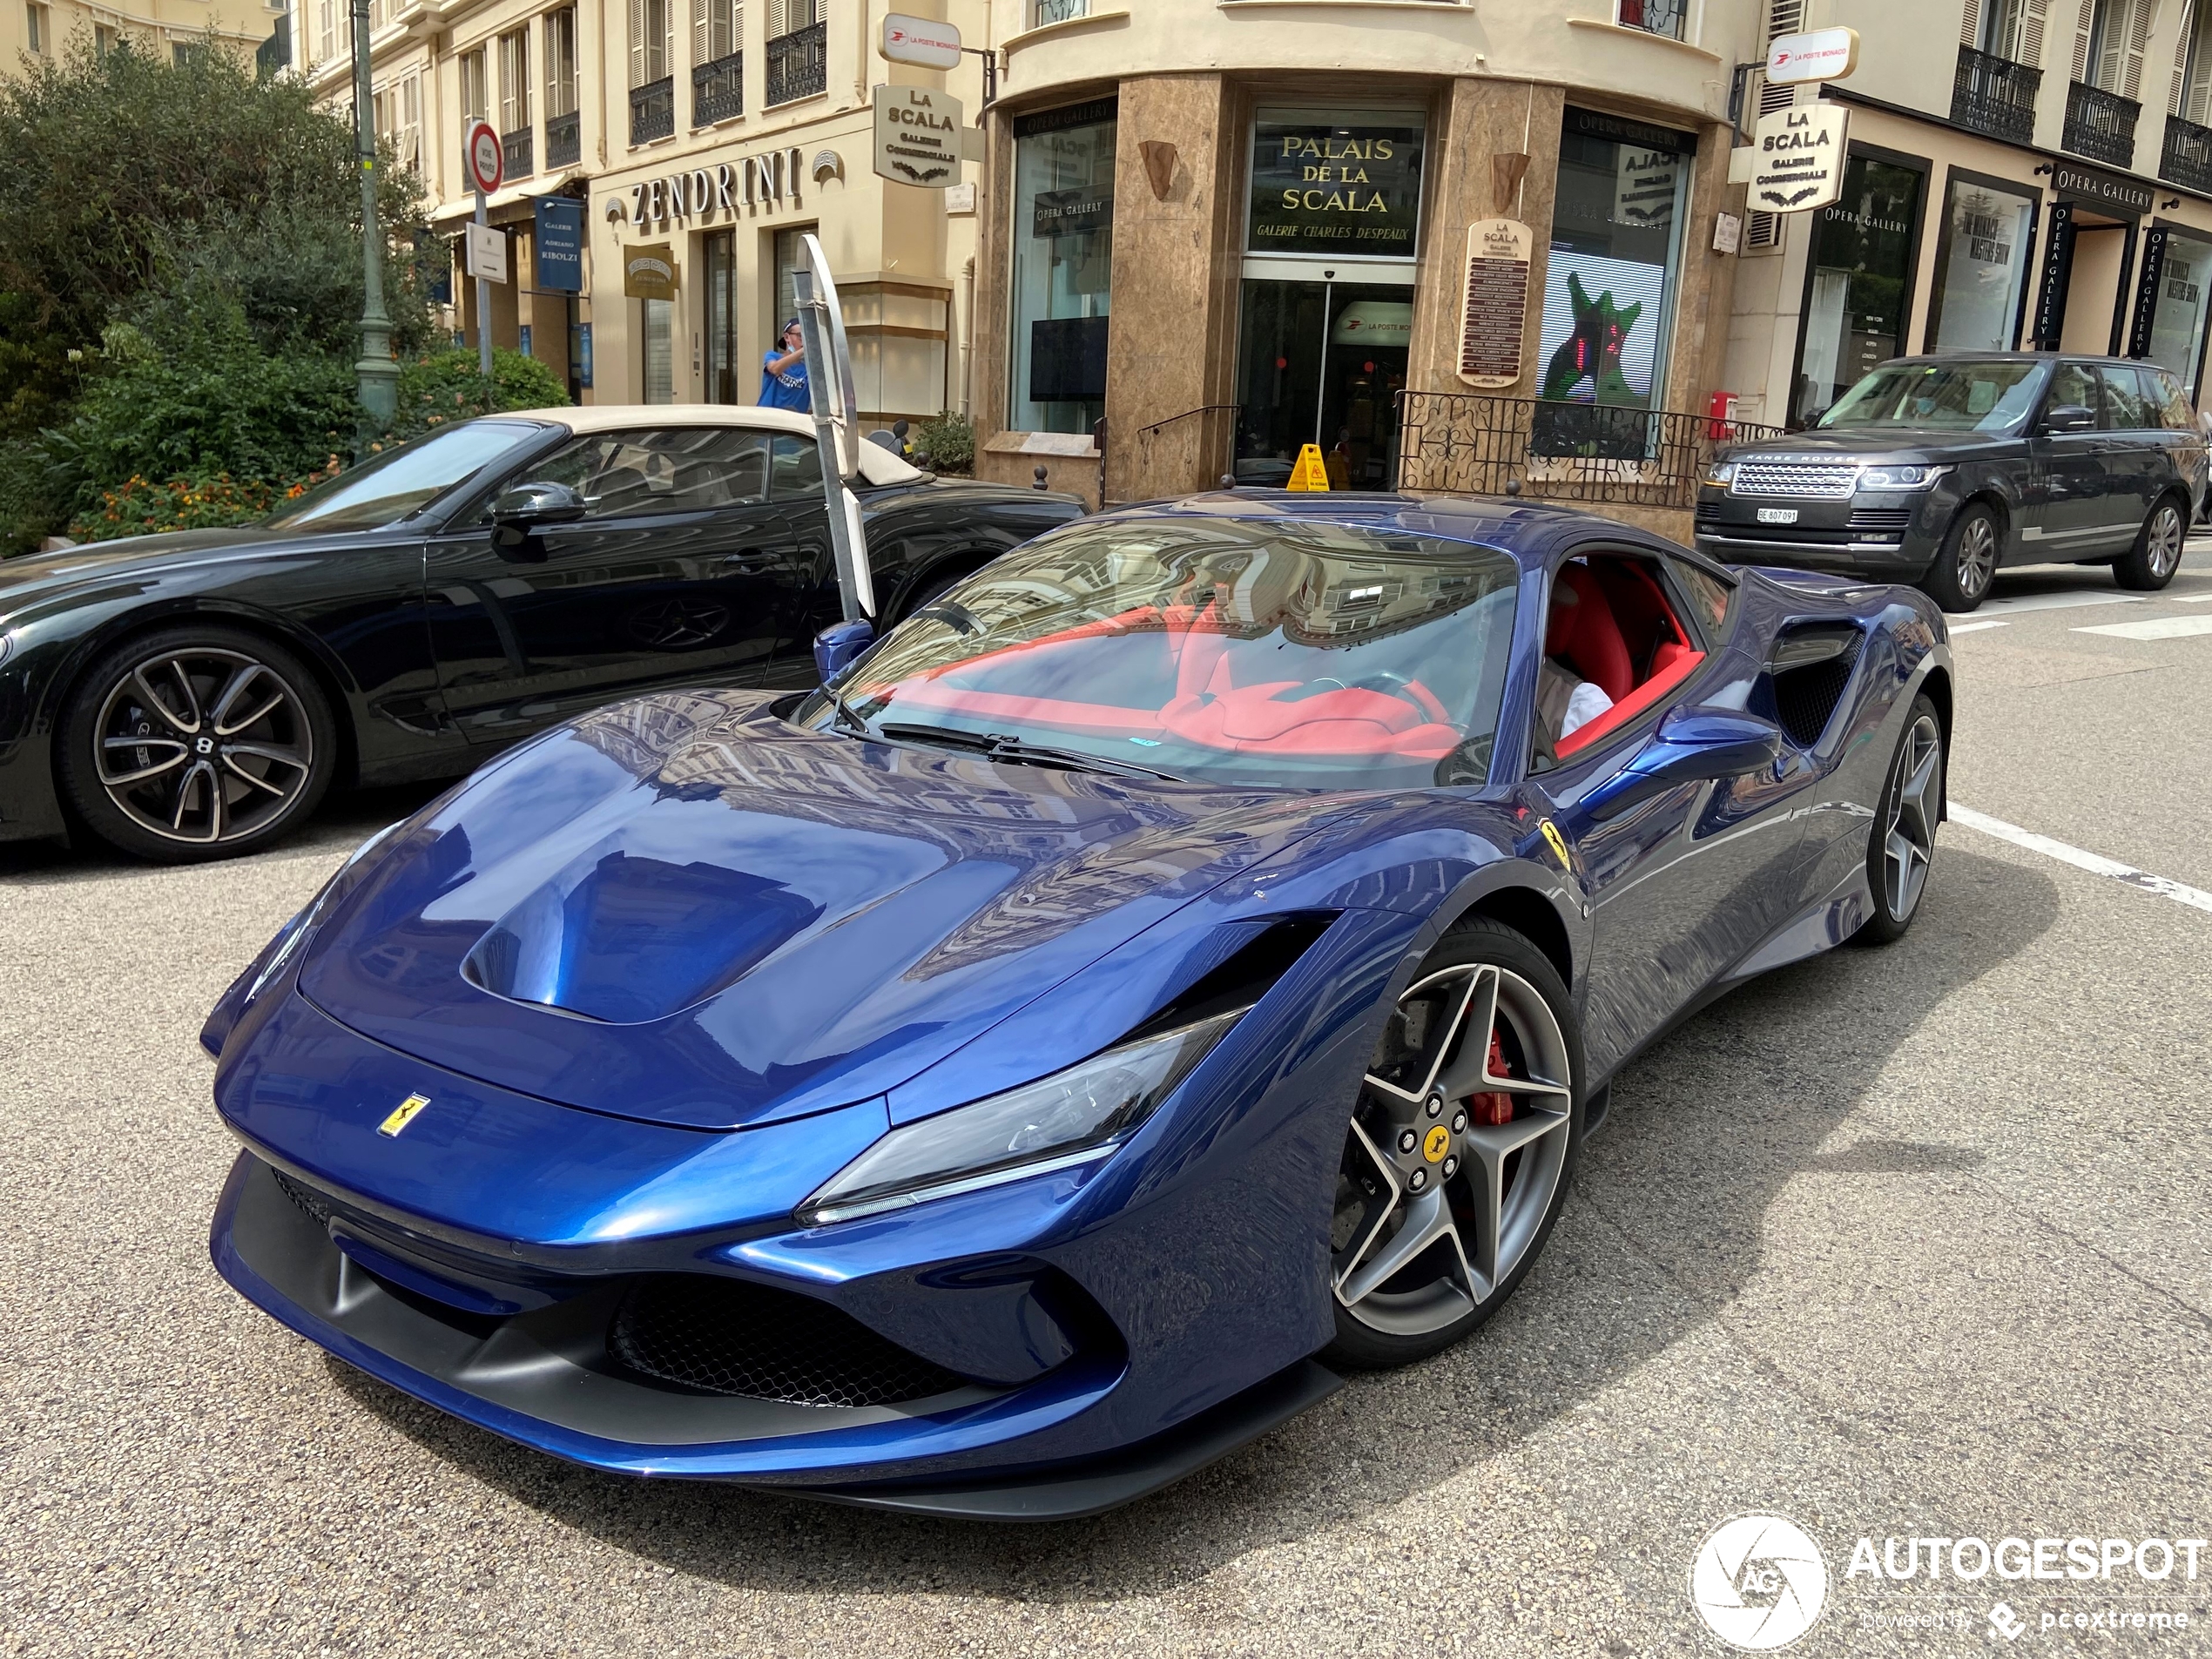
[1757,508,1799,524]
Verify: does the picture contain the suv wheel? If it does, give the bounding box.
[2114,495,2187,591]
[1917,503,2000,613]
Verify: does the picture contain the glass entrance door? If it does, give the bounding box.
[1234,278,1411,488]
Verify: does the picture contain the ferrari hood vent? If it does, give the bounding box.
[1123,913,1339,1042]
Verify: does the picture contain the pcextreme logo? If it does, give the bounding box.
[1689,1514,1830,1650]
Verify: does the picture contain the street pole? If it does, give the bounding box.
[474,188,493,379]
[350,0,397,441]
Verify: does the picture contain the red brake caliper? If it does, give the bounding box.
[1470,1029,1515,1126]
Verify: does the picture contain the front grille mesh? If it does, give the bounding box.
[1733,462,1859,499]
[1848,507,1914,532]
[1773,637,1865,747]
[609,1275,969,1408]
[271,1165,334,1225]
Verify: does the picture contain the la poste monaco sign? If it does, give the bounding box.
[1766,27,1858,85]
[1750,103,1849,213]
[880,13,961,69]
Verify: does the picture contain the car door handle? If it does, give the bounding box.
[722,549,776,567]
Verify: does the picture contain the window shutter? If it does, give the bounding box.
[2074,0,2098,81]
[691,0,706,65]
[630,0,647,86]
[2121,0,2153,98]
[2020,0,2051,64]
[2169,0,2194,111]
[1961,0,1983,46]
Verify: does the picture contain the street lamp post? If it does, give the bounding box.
[351,0,398,440]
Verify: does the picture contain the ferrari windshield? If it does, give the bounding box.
[801,516,1521,790]
[1817,359,2046,432]
[262,419,543,533]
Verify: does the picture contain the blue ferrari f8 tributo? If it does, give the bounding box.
[204,493,1952,1519]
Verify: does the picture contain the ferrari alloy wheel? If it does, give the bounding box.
[1854,695,1944,947]
[1326,921,1583,1368]
[2115,496,2187,590]
[58,626,336,864]
[1919,504,2000,612]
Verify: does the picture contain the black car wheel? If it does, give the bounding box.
[1325,918,1584,1370]
[57,625,336,863]
[2114,495,2187,591]
[1917,503,2000,613]
[1852,695,1944,948]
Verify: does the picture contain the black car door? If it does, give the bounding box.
[426,424,790,743]
[2025,361,2128,558]
[2094,363,2161,535]
[758,434,842,689]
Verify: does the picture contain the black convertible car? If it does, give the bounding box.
[0,408,1082,861]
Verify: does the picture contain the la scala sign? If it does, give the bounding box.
[1749,103,1849,213]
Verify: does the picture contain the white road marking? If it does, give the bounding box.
[2072,615,2212,640]
[1950,806,2212,915]
[1946,619,2009,635]
[2171,591,2212,602]
[1946,590,2144,619]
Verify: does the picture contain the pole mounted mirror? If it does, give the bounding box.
[792,233,875,621]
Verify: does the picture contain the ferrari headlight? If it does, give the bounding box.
[798,1008,1244,1225]
[1702,460,1737,489]
[1858,463,1951,490]
[244,819,402,1003]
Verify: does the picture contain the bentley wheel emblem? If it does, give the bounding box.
[378,1094,431,1137]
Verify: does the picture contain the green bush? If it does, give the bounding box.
[915,410,974,475]
[384,348,570,442]
[68,465,335,543]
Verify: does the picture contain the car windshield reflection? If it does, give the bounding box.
[262,420,545,533]
[799,516,1521,792]
[1816,359,2046,433]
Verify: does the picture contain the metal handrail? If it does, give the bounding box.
[1134,402,1239,440]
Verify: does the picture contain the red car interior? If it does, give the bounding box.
[1549,556,1706,759]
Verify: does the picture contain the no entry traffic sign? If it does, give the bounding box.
[463,119,503,197]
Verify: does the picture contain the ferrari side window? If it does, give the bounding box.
[1533,550,1710,769]
[1668,557,1733,635]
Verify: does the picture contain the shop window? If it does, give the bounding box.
[2144,230,2212,392]
[1245,107,1425,260]
[1925,173,2036,351]
[1791,153,1925,428]
[1008,98,1116,435]
[706,232,739,403]
[642,299,675,403]
[1538,109,1695,413]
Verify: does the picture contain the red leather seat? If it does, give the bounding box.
[1545,563,1634,703]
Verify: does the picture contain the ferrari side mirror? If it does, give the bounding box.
[1585,707,1784,821]
[813,617,875,684]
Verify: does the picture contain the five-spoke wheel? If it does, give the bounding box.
[58,626,335,862]
[1854,693,1945,947]
[1328,920,1582,1367]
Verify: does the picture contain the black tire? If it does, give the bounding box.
[1916,502,2001,612]
[2114,493,2187,591]
[1323,917,1585,1370]
[56,624,337,864]
[1851,693,1944,948]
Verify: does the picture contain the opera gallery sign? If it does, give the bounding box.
[605,144,809,229]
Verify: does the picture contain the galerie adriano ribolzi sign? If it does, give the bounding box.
[1247,115,1426,256]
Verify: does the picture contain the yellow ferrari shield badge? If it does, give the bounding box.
[1539,819,1573,871]
[1422,1124,1451,1163]
[377,1094,430,1137]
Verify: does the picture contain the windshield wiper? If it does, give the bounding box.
[877,722,1183,781]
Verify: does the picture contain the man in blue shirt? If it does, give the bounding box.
[759,318,810,411]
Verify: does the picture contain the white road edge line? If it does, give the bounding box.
[1946,618,2009,635]
[1950,805,2212,915]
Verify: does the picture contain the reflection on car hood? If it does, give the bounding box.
[297,690,1352,1131]
[1727,427,2027,464]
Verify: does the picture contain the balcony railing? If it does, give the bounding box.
[502,125,533,179]
[1615,0,1686,41]
[765,21,826,105]
[1951,44,2040,145]
[630,75,675,145]
[545,107,580,169]
[2161,113,2212,193]
[2063,80,2139,167]
[693,49,742,125]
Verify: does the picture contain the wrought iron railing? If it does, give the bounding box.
[502,125,533,179]
[765,22,826,105]
[629,76,675,145]
[693,50,743,125]
[1396,394,1783,510]
[1615,0,1686,41]
[2063,80,2139,167]
[545,107,580,169]
[1951,44,2040,145]
[2161,113,2212,193]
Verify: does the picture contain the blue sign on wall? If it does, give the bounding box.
[536,197,584,293]
[517,323,532,357]
[576,322,593,388]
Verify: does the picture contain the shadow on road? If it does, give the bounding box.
[320,843,2057,1598]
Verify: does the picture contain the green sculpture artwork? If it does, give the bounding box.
[1541,272,1643,404]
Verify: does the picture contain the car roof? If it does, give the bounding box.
[502,403,927,485]
[1875,350,2172,369]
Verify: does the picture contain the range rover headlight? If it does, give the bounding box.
[1702,460,1737,489]
[798,1008,1245,1226]
[1858,463,1952,490]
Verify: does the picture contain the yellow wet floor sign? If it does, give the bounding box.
[1285,443,1331,490]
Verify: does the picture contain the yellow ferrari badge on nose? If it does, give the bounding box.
[1539,819,1573,871]
[377,1094,430,1137]
[1422,1124,1451,1163]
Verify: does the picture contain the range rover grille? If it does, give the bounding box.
[1732,462,1860,499]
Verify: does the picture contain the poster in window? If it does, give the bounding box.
[1536,251,1669,406]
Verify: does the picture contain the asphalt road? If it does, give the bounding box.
[3,554,2209,1657]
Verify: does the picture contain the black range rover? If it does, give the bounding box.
[1696,354,2207,611]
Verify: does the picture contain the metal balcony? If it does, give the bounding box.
[630,75,675,145]
[2063,80,2139,167]
[502,125,533,179]
[2160,113,2212,193]
[765,21,826,106]
[1951,44,2040,145]
[693,49,742,125]
[545,107,580,169]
